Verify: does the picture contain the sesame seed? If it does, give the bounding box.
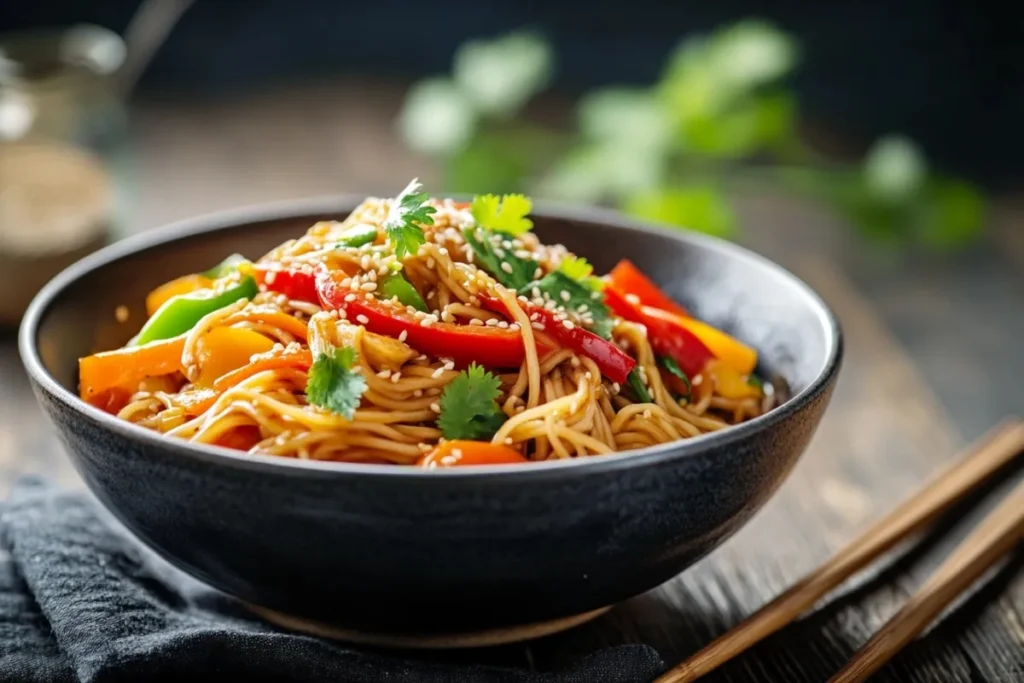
[443,360,455,371]
[529,312,540,321]
[431,367,445,379]
[265,271,277,284]
[438,247,449,256]
[356,314,370,324]
[360,255,371,270]
[508,323,520,332]
[611,382,621,394]
[533,268,543,279]
[560,291,571,302]
[398,330,408,342]
[531,287,541,299]
[430,402,441,413]
[451,448,462,457]
[642,409,652,418]
[562,320,575,330]
[494,247,506,258]
[570,357,580,367]
[344,293,357,302]
[497,321,509,329]
[625,293,641,305]
[413,389,423,397]
[485,318,499,327]
[469,318,484,326]
[366,292,375,300]
[391,372,402,383]
[518,295,529,304]
[426,258,435,268]
[377,369,392,379]
[420,317,435,327]
[531,322,545,330]
[504,438,514,445]
[329,310,339,319]
[500,262,514,274]
[577,304,589,313]
[360,282,377,291]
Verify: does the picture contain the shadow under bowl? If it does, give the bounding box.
[19,196,842,646]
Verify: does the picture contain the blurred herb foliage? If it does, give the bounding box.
[397,21,987,249]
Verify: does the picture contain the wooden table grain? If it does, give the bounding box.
[3,78,1022,682]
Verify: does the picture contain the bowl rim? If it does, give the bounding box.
[19,194,843,481]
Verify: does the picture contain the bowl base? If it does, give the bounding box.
[244,602,611,649]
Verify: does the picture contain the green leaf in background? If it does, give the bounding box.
[917,178,987,250]
[453,30,553,117]
[397,78,477,156]
[622,186,737,238]
[659,20,797,128]
[863,135,926,203]
[577,88,672,151]
[536,143,666,203]
[444,132,531,195]
[682,91,795,157]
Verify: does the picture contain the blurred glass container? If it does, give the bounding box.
[0,24,127,326]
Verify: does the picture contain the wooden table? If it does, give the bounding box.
[3,78,1022,682]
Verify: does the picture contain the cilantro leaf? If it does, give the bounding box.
[437,363,507,440]
[462,227,539,291]
[471,193,534,235]
[557,255,604,291]
[657,356,691,398]
[557,255,593,281]
[530,271,614,339]
[626,368,652,403]
[384,178,436,259]
[306,346,367,419]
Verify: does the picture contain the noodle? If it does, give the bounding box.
[83,189,777,467]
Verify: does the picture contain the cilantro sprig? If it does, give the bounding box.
[306,346,367,419]
[384,179,436,259]
[529,271,614,339]
[626,369,653,404]
[462,227,538,291]
[437,363,507,440]
[471,193,534,235]
[557,255,604,291]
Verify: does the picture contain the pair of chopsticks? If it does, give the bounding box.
[656,418,1024,683]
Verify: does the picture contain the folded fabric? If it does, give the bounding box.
[0,477,664,683]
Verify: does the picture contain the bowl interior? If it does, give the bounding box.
[31,199,836,429]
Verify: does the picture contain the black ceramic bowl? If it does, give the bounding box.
[19,196,842,647]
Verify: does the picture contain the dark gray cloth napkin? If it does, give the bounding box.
[0,477,664,683]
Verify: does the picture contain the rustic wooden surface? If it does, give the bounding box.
[2,78,1023,681]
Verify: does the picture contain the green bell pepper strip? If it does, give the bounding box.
[336,224,378,248]
[626,368,653,404]
[202,253,250,278]
[378,272,427,311]
[132,276,259,346]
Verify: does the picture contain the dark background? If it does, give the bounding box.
[3,1,1022,190]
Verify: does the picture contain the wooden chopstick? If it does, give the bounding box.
[829,473,1024,682]
[655,418,1024,683]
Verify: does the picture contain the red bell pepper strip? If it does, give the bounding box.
[476,294,636,385]
[603,284,714,378]
[251,264,320,303]
[309,267,554,370]
[608,259,690,317]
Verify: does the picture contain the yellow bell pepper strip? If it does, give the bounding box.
[146,274,214,317]
[703,359,762,400]
[132,275,259,347]
[639,305,757,376]
[192,326,276,388]
[79,334,187,407]
[605,258,758,375]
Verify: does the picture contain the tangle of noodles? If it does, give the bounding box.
[79,191,778,467]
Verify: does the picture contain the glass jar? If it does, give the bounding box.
[0,24,129,326]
